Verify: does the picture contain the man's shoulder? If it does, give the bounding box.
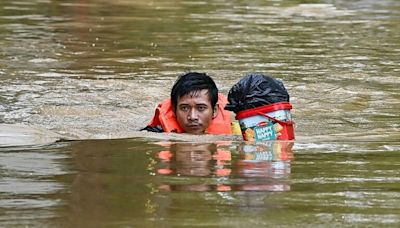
[141,125,164,133]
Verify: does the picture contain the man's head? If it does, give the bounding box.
[171,72,219,134]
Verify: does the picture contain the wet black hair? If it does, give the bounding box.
[170,72,218,112]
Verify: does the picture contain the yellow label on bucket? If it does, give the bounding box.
[244,128,255,141]
[231,121,242,135]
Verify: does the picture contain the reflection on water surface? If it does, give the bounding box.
[1,139,400,227]
[156,141,293,192]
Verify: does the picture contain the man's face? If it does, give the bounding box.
[175,89,217,134]
[175,143,213,176]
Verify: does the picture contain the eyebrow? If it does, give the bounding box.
[178,103,209,106]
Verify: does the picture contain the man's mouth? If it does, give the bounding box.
[187,124,201,129]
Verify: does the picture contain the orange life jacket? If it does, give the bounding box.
[147,93,232,134]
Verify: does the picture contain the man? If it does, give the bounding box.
[142,72,232,134]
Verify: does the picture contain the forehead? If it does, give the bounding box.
[177,89,212,105]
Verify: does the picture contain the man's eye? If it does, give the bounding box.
[198,106,207,111]
[180,106,189,111]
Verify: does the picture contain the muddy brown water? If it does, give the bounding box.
[0,0,399,227]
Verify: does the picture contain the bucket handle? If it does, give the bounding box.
[257,112,292,126]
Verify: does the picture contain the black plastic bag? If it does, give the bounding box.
[225,73,290,113]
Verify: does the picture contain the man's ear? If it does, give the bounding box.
[212,105,218,119]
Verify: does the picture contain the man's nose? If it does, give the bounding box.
[188,109,198,120]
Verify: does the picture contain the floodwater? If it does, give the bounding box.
[0,0,399,227]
